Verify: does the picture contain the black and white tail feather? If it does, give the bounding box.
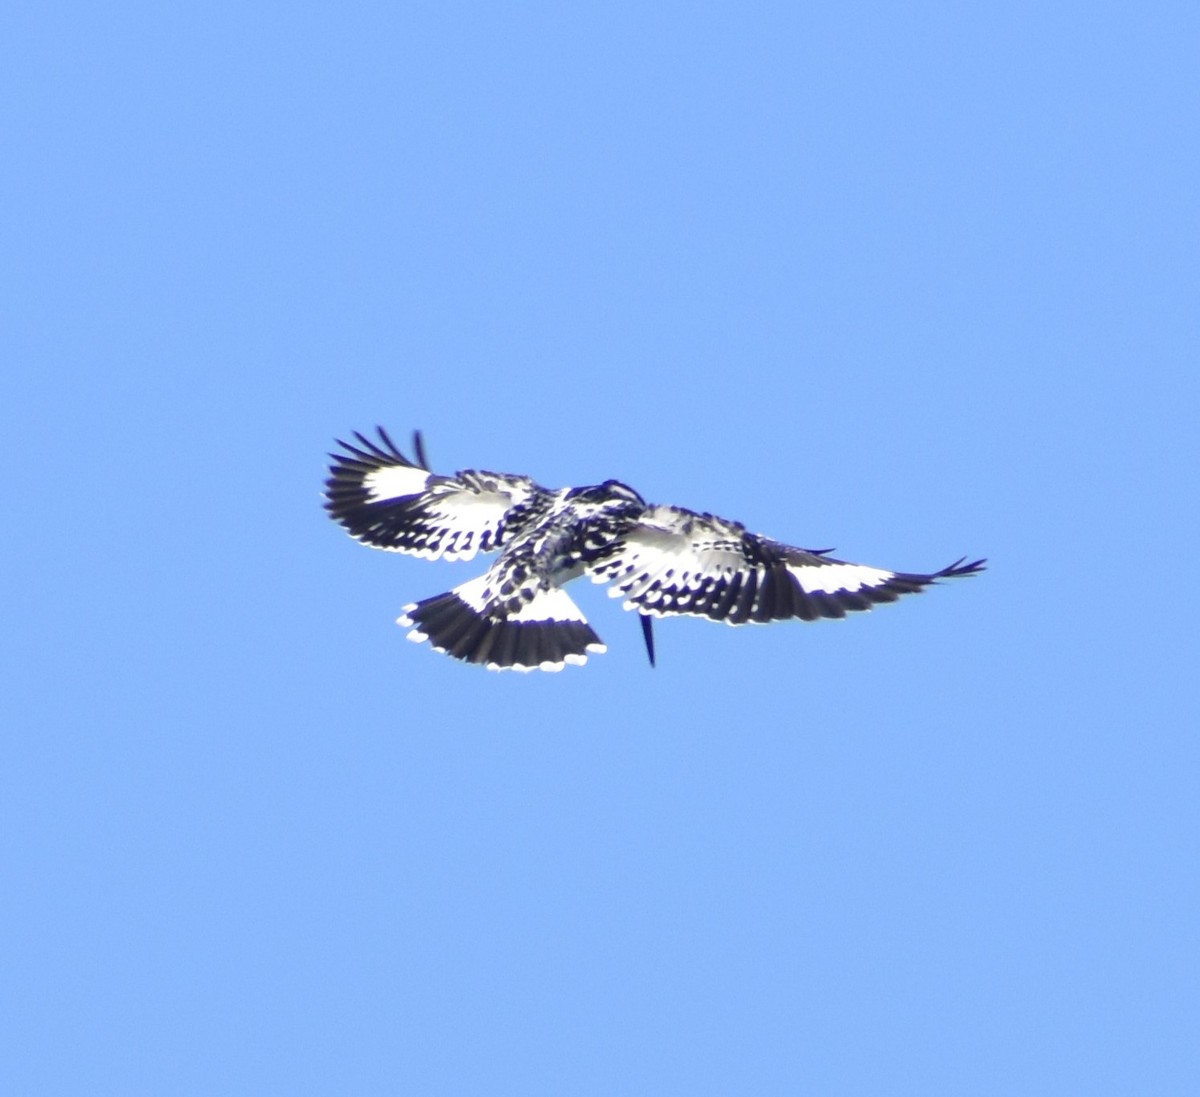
[325,427,985,672]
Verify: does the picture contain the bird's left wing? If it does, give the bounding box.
[587,504,984,624]
[325,427,547,561]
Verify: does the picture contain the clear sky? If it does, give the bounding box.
[4,3,1198,1094]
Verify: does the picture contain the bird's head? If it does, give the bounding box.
[567,480,646,508]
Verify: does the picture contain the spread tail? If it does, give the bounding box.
[398,575,606,672]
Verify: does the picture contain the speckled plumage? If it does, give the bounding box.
[325,427,985,672]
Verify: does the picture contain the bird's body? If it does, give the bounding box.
[325,428,984,672]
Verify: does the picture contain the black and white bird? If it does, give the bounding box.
[325,427,985,672]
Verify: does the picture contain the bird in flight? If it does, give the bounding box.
[325,427,985,672]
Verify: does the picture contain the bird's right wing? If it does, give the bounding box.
[325,427,548,561]
[588,504,985,624]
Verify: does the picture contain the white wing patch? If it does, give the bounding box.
[786,561,894,594]
[362,463,433,501]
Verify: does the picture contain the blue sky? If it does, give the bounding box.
[4,2,1198,1093]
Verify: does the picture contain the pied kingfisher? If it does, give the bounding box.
[325,427,985,672]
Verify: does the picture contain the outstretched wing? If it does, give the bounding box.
[588,504,985,624]
[325,427,549,561]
